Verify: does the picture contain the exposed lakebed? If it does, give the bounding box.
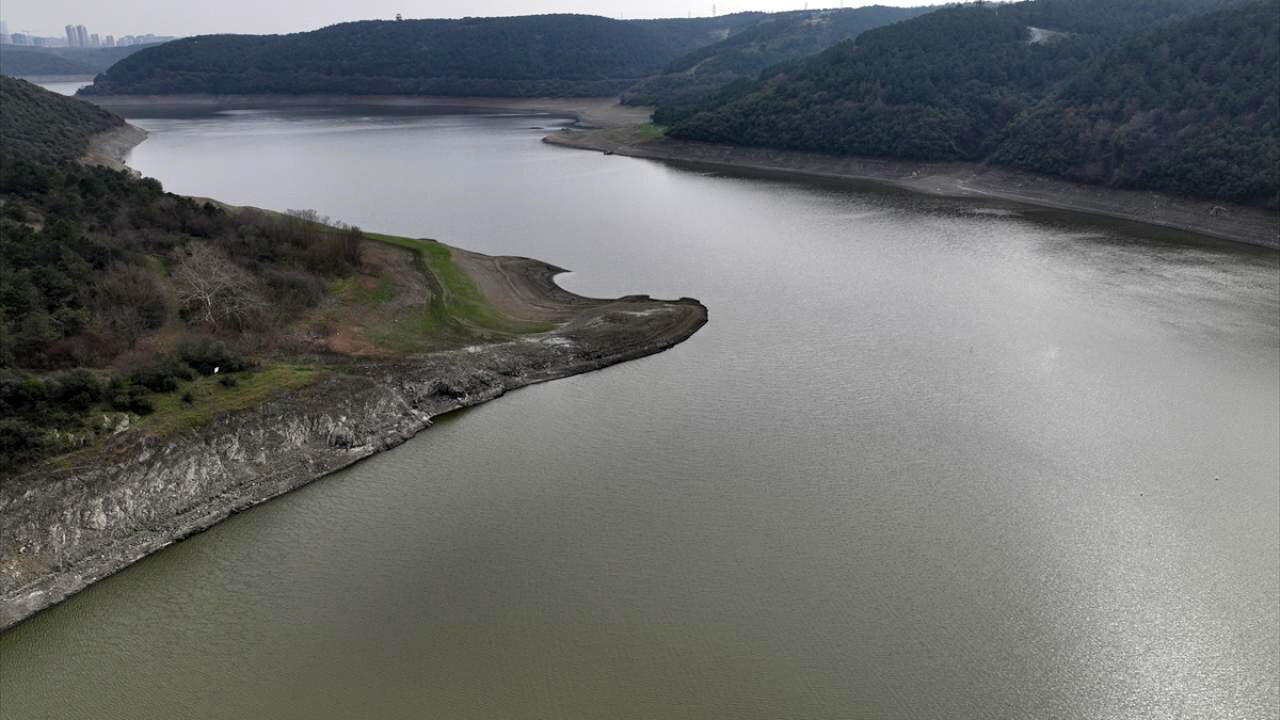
[2,106,1277,719]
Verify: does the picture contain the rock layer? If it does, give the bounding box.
[0,259,706,630]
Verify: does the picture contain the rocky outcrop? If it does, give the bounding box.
[0,272,706,630]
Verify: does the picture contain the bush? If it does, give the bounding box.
[0,417,47,468]
[263,269,326,311]
[46,368,102,411]
[109,386,154,414]
[125,356,193,392]
[176,335,247,375]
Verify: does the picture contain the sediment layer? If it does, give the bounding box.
[546,127,1280,249]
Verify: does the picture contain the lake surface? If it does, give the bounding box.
[35,80,91,96]
[2,106,1278,719]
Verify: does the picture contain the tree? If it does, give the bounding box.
[172,242,265,329]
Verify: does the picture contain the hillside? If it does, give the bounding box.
[79,14,773,97]
[0,75,122,164]
[666,0,1276,206]
[0,78,706,481]
[992,0,1279,204]
[0,49,91,77]
[624,6,932,124]
[0,43,159,78]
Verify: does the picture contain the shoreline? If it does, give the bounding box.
[1,250,707,631]
[82,123,148,171]
[0,109,704,631]
[81,94,653,130]
[545,126,1280,250]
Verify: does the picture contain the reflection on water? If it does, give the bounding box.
[1,108,1277,720]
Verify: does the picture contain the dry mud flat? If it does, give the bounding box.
[0,248,706,630]
[547,126,1280,250]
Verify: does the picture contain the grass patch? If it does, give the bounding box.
[138,365,323,435]
[637,122,666,139]
[366,233,553,341]
[328,275,397,305]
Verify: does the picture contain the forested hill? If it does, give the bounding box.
[992,0,1278,203]
[625,6,933,123]
[667,0,1277,207]
[79,13,774,97]
[0,79,366,468]
[0,76,122,165]
[0,43,159,78]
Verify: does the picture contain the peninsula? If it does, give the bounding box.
[0,78,706,629]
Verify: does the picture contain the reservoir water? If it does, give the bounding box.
[2,106,1277,719]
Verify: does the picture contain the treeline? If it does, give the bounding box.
[667,0,1278,207]
[625,6,931,124]
[79,14,775,98]
[0,78,363,468]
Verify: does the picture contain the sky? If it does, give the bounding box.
[1,0,934,38]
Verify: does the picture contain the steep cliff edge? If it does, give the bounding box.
[0,252,706,630]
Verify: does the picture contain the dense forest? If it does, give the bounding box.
[0,43,158,78]
[625,6,932,124]
[79,14,775,97]
[992,0,1278,203]
[667,0,1277,206]
[0,78,364,468]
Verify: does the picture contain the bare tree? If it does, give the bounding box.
[172,242,265,329]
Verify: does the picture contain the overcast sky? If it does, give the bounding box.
[2,0,934,38]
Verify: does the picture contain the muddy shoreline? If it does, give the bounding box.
[545,127,1280,250]
[82,123,148,171]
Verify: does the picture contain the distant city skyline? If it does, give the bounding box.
[0,0,934,38]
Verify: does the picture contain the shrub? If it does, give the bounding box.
[176,335,247,375]
[0,418,47,468]
[46,368,102,411]
[109,386,154,414]
[125,356,193,393]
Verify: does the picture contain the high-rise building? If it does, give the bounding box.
[0,20,11,44]
[65,24,77,47]
[10,32,30,45]
[89,33,100,47]
[75,25,89,48]
[105,35,115,47]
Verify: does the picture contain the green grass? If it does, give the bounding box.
[637,122,666,139]
[328,275,397,305]
[366,233,554,341]
[138,365,323,434]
